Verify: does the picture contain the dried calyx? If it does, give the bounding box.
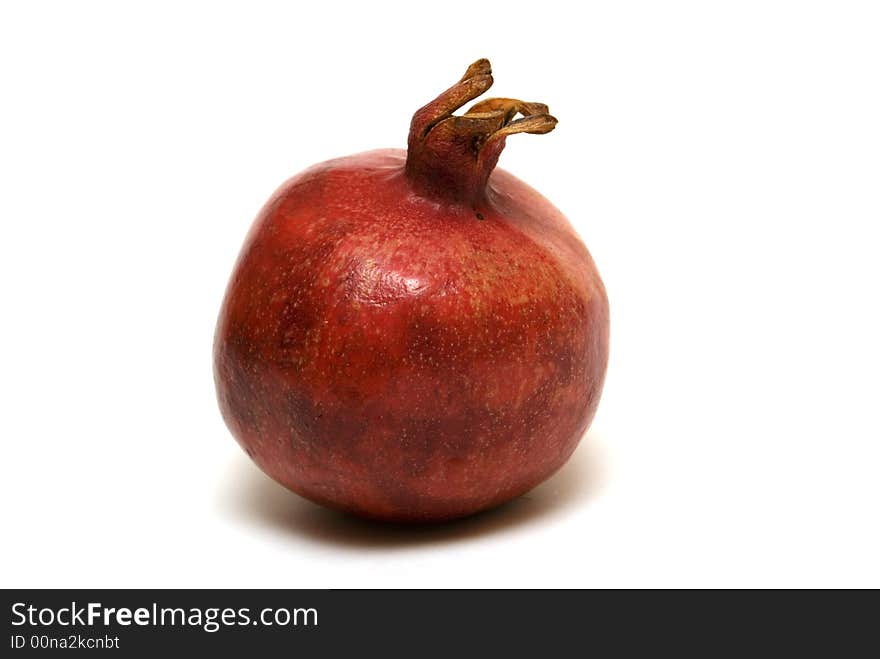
[405,59,558,203]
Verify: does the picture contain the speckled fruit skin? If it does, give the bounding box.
[214,148,609,522]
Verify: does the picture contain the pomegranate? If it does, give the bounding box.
[214,59,609,522]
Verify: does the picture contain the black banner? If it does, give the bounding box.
[2,589,875,655]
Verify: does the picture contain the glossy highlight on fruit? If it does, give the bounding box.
[214,59,609,522]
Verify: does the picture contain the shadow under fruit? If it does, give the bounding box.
[214,59,609,522]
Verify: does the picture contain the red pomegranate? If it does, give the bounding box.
[214,59,609,522]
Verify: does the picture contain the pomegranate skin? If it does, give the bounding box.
[214,149,609,522]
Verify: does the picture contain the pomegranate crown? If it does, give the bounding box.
[405,59,557,202]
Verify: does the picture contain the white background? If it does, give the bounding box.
[2,1,878,588]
